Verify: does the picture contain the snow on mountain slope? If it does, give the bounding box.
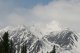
[45,29,80,53]
[0,25,79,53]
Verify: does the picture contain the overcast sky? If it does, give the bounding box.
[0,0,80,32]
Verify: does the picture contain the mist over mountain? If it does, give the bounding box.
[0,25,80,53]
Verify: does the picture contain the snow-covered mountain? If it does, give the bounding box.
[0,25,80,53]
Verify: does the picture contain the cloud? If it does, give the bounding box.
[46,21,61,31]
[29,20,61,36]
[29,0,80,32]
[41,21,62,35]
[32,0,80,22]
[0,0,80,32]
[7,13,27,25]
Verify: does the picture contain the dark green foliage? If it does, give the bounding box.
[9,39,15,53]
[50,45,56,53]
[2,32,9,53]
[0,40,4,53]
[47,51,49,53]
[21,44,27,53]
[0,32,16,53]
[9,40,13,53]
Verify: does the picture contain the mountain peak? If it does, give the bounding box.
[46,29,78,50]
[0,26,79,53]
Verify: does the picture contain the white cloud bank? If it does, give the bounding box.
[0,0,80,32]
[30,0,80,32]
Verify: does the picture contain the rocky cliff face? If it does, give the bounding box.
[0,26,79,53]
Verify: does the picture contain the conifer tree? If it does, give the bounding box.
[47,51,48,53]
[9,39,15,53]
[2,32,9,53]
[50,45,56,53]
[24,44,27,53]
[21,43,27,53]
[0,40,3,53]
[42,51,43,53]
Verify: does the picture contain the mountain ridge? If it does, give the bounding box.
[0,25,79,53]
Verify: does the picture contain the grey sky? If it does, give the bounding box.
[0,0,80,32]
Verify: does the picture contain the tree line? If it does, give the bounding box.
[0,32,56,53]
